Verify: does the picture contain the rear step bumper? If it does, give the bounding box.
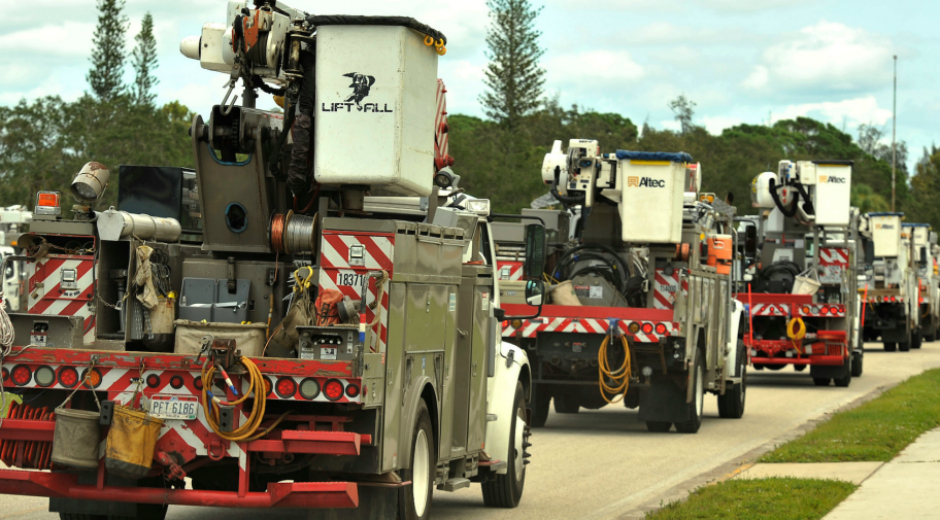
[0,469,360,508]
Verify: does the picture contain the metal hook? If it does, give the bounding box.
[221,80,238,116]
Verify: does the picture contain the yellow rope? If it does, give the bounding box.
[200,357,290,442]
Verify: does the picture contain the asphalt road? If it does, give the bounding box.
[4,343,940,520]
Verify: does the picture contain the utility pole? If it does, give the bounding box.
[892,54,897,212]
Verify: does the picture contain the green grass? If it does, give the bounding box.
[646,478,856,520]
[761,368,940,462]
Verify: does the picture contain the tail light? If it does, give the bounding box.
[80,368,102,388]
[324,379,344,401]
[628,322,641,334]
[641,323,654,335]
[299,378,321,400]
[57,367,79,388]
[655,323,667,335]
[275,377,297,399]
[821,306,831,315]
[11,365,32,386]
[146,374,161,389]
[194,376,204,391]
[34,191,61,216]
[34,366,56,387]
[801,306,810,315]
[169,375,185,390]
[345,384,360,398]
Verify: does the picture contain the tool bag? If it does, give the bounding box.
[105,404,164,479]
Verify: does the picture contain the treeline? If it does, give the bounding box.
[450,99,940,225]
[0,0,193,210]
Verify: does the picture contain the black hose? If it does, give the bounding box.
[550,166,586,206]
[554,244,629,294]
[768,177,798,218]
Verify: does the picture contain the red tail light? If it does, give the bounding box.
[275,377,297,398]
[345,383,360,398]
[655,323,667,335]
[641,323,654,334]
[11,365,31,386]
[57,367,79,388]
[821,306,831,315]
[324,379,344,401]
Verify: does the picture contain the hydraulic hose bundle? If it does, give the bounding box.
[598,333,631,404]
[200,357,291,442]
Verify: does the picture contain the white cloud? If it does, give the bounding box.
[773,95,892,127]
[744,21,894,94]
[700,115,745,134]
[547,50,644,84]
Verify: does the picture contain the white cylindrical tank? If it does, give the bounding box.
[751,171,778,209]
[541,140,567,185]
[97,209,182,243]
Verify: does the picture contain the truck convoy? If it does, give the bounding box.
[0,3,545,519]
[498,140,747,433]
[859,215,934,351]
[742,160,863,386]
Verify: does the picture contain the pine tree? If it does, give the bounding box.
[668,95,696,134]
[87,0,129,102]
[480,0,545,131]
[131,12,159,105]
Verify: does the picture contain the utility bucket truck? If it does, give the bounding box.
[860,213,920,351]
[742,160,862,386]
[498,140,747,434]
[0,3,543,519]
[901,223,937,346]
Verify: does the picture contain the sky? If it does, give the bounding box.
[1,0,934,174]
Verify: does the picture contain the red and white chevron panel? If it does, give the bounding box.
[819,248,849,266]
[27,254,96,345]
[501,317,677,343]
[434,79,453,171]
[654,269,680,310]
[751,303,790,316]
[497,261,524,281]
[319,232,394,353]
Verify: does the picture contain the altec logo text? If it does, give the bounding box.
[818,175,847,184]
[627,176,666,188]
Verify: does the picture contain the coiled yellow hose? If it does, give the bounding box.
[598,334,631,404]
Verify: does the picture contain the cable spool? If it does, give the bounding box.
[270,212,290,253]
[285,213,317,254]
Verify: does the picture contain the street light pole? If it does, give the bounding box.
[892,54,897,212]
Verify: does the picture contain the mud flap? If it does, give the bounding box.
[306,484,398,520]
[637,377,689,424]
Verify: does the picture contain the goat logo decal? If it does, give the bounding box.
[321,73,393,114]
[343,72,375,108]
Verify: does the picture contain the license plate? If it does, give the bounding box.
[321,347,338,360]
[150,394,198,420]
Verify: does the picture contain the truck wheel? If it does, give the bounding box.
[883,342,897,352]
[675,356,704,434]
[899,340,911,352]
[553,394,579,414]
[646,421,672,432]
[851,352,864,377]
[529,385,550,428]
[912,333,923,350]
[834,370,851,387]
[400,400,435,520]
[718,344,746,419]
[813,378,831,386]
[482,382,527,508]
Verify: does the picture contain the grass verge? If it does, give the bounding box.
[646,478,856,520]
[761,367,940,462]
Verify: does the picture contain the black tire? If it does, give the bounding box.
[911,332,923,350]
[899,341,911,352]
[813,378,831,387]
[553,394,579,414]
[851,352,864,377]
[646,421,672,433]
[717,343,746,419]
[883,342,897,352]
[482,382,527,508]
[834,371,851,387]
[399,400,435,520]
[529,385,550,428]
[675,355,705,434]
[794,364,807,372]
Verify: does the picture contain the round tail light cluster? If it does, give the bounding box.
[324,379,345,401]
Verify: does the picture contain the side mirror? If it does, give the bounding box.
[525,280,545,306]
[524,223,546,280]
